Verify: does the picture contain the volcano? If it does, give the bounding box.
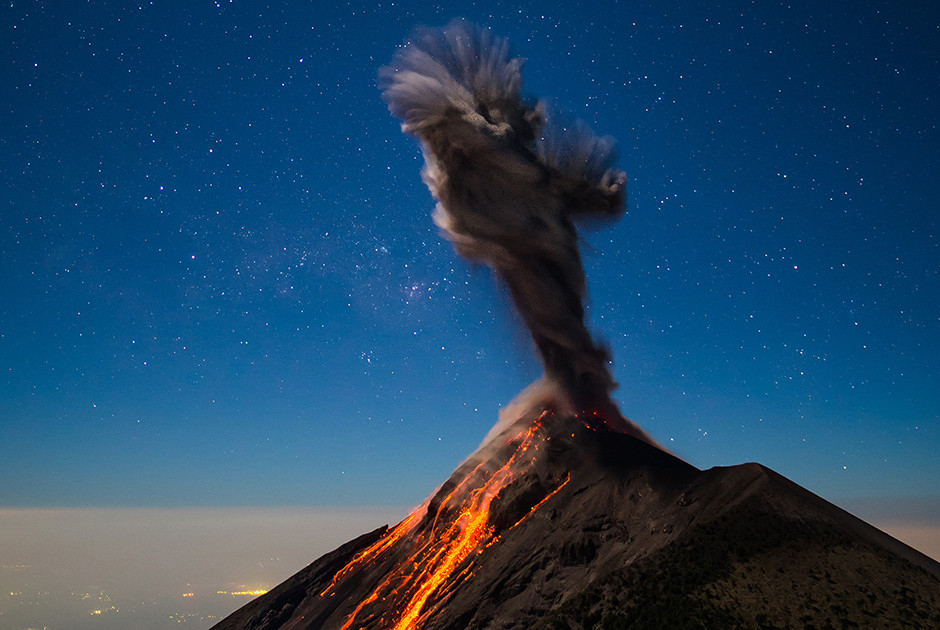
[214,21,939,629]
[212,400,940,630]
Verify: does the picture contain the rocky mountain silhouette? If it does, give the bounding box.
[212,404,940,629]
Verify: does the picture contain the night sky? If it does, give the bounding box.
[3,1,937,510]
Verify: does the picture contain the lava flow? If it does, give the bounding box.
[316,410,567,630]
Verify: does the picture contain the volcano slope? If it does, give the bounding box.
[212,406,940,630]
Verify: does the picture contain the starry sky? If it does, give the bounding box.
[3,0,937,509]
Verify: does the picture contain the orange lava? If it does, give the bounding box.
[505,472,570,532]
[321,411,562,630]
[318,506,425,599]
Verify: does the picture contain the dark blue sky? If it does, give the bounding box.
[3,0,937,507]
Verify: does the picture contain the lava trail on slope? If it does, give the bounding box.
[270,395,669,630]
[313,407,569,629]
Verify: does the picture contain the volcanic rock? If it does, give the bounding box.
[212,407,940,629]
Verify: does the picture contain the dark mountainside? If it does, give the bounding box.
[212,407,940,630]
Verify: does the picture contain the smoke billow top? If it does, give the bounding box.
[380,20,648,439]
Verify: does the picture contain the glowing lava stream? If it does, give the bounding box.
[320,412,564,630]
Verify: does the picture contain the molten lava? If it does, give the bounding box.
[317,410,568,630]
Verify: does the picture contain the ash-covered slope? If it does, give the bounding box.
[212,407,940,630]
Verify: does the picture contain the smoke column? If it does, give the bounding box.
[380,20,648,439]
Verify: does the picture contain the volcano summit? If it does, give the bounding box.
[214,21,939,630]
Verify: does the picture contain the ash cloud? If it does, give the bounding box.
[380,20,649,439]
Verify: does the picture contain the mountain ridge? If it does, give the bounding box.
[212,409,940,629]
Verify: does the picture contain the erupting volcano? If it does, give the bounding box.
[213,21,940,630]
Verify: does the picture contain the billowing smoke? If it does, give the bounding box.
[380,20,651,441]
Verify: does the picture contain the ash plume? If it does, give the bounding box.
[380,20,648,439]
